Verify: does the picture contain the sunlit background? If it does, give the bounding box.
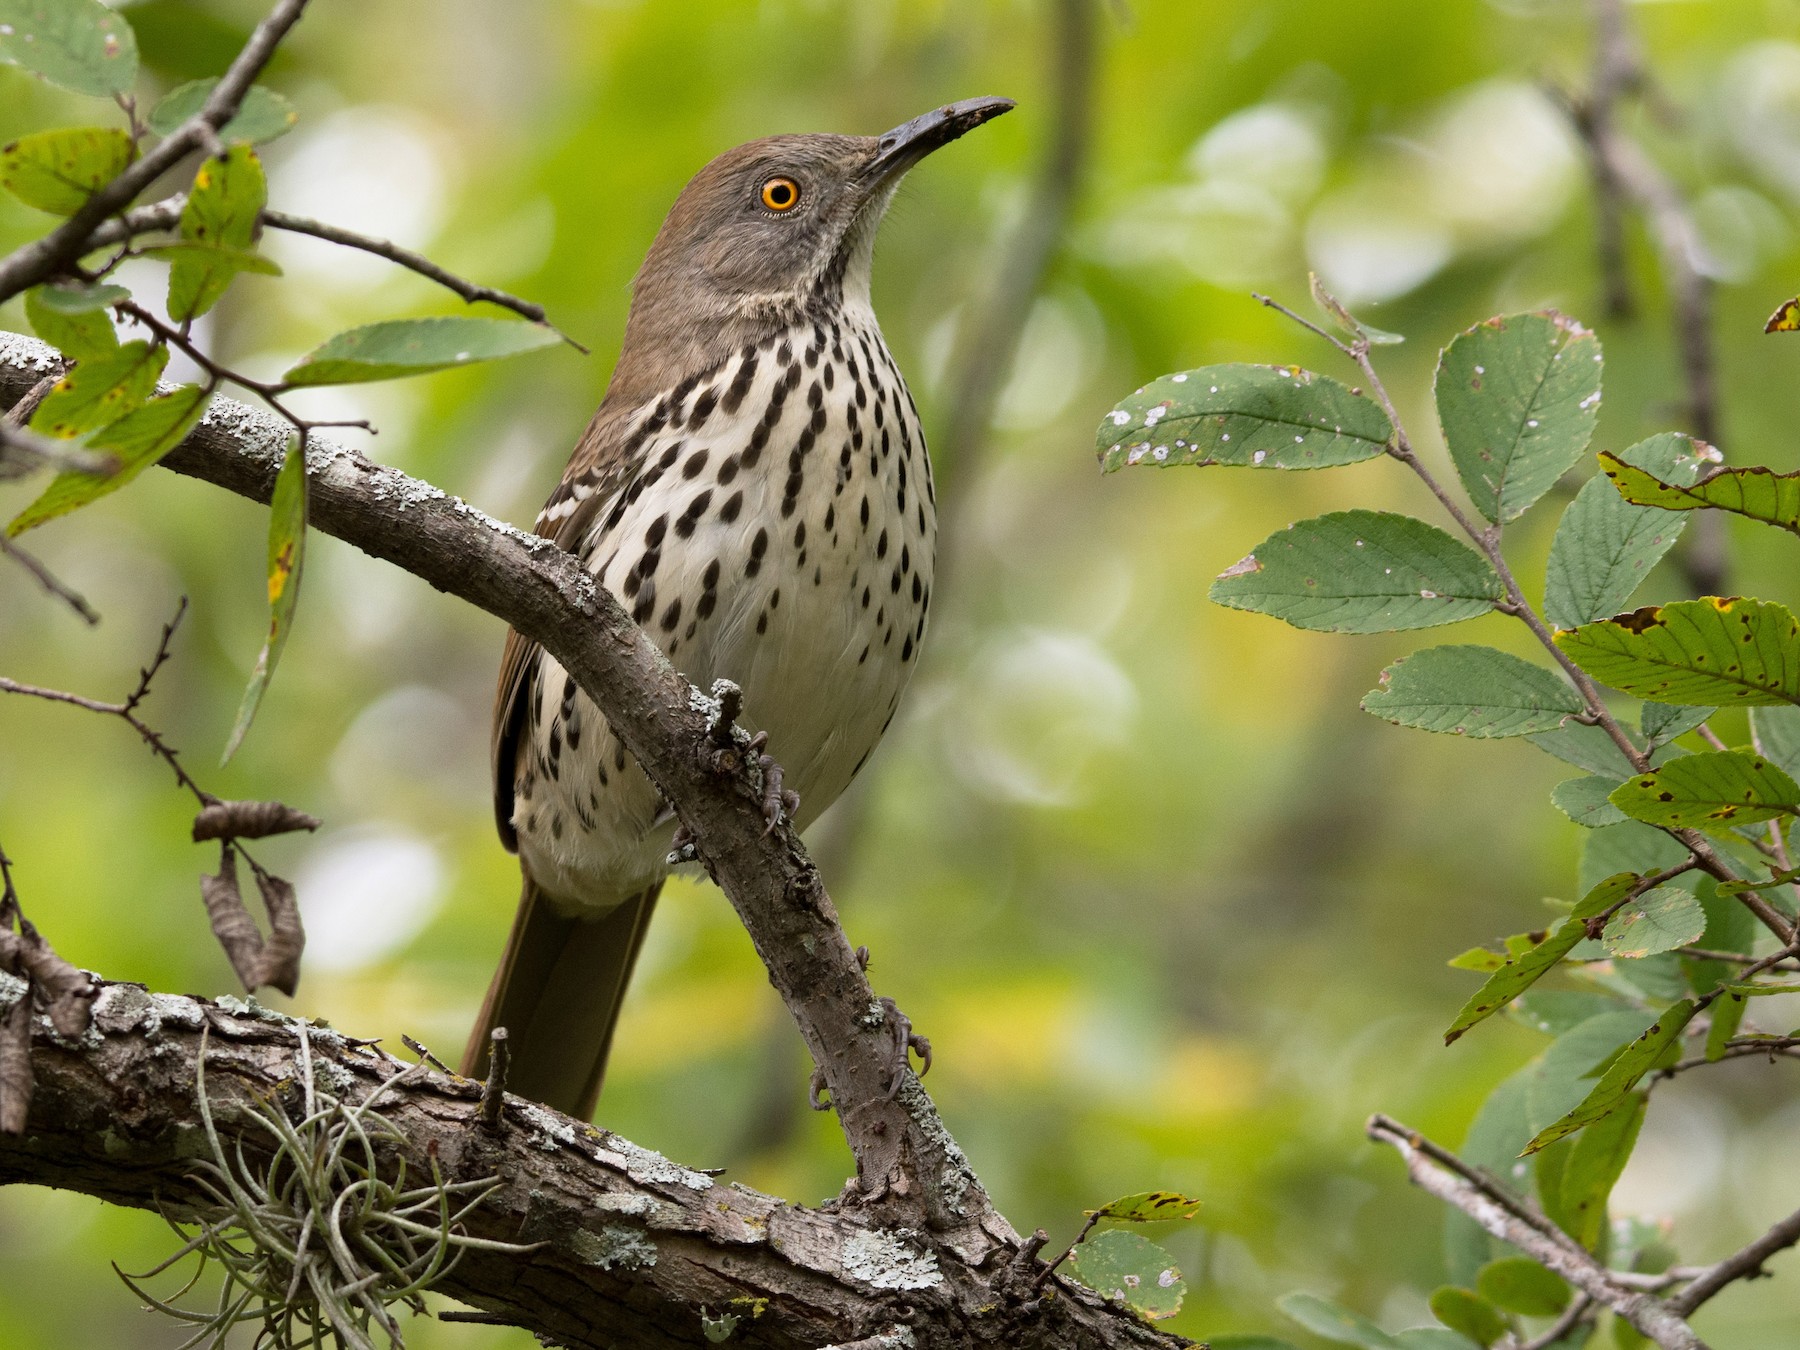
[3,0,1799,1345]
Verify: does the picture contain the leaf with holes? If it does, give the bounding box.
[7,383,208,535]
[1608,750,1800,833]
[1435,312,1602,524]
[282,316,562,386]
[1210,511,1502,633]
[1601,887,1706,959]
[1524,998,1698,1153]
[223,438,308,763]
[1096,364,1391,472]
[1065,1230,1184,1320]
[1362,646,1583,738]
[1544,433,1707,629]
[28,340,166,437]
[1603,453,1800,540]
[1443,873,1641,1044]
[26,283,118,360]
[0,0,137,96]
[1,126,134,214]
[1087,1191,1203,1223]
[1555,598,1800,706]
[147,78,297,144]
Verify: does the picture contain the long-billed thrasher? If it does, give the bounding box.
[461,97,1014,1119]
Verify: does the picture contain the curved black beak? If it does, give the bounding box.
[866,96,1015,180]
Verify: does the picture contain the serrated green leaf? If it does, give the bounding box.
[1528,1011,1659,1136]
[7,383,208,535]
[1531,722,1642,778]
[0,0,137,96]
[222,437,308,763]
[1096,364,1391,472]
[1435,312,1602,524]
[1444,874,1640,1043]
[147,78,297,144]
[28,340,166,437]
[1552,775,1627,828]
[1,125,134,214]
[1705,991,1747,1061]
[1544,434,1705,629]
[1602,888,1706,959]
[1642,701,1713,746]
[281,316,562,387]
[1210,510,1502,633]
[1065,1229,1184,1320]
[1087,1190,1202,1223]
[26,283,118,360]
[1476,1258,1570,1316]
[1555,598,1800,706]
[1579,821,1694,897]
[159,144,270,321]
[1278,1292,1400,1349]
[1561,1090,1646,1250]
[1750,706,1800,781]
[1525,998,1698,1153]
[1429,1287,1508,1347]
[1608,750,1800,833]
[1602,453,1800,540]
[1363,646,1583,738]
[1512,989,1631,1037]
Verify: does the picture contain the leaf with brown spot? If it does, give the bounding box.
[1556,598,1800,706]
[1607,750,1800,833]
[1087,1190,1204,1224]
[223,436,308,762]
[1524,998,1698,1153]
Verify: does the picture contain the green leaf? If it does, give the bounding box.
[1686,880,1757,995]
[1602,453,1800,540]
[0,0,137,96]
[1447,1067,1534,1282]
[1277,1292,1400,1349]
[146,78,297,144]
[1561,1090,1646,1250]
[27,340,166,437]
[1552,776,1627,828]
[1208,1339,1305,1350]
[1528,1011,1659,1136]
[1723,980,1800,995]
[1602,887,1706,959]
[1444,874,1640,1043]
[1394,1333,1481,1350]
[1210,511,1502,633]
[1435,312,1602,524]
[7,383,208,535]
[27,279,128,314]
[160,144,270,321]
[25,283,118,360]
[1065,1230,1184,1320]
[1642,701,1713,747]
[1525,998,1699,1153]
[222,437,308,763]
[1608,750,1800,833]
[1555,598,1800,706]
[1429,1287,1508,1347]
[1705,991,1747,1061]
[1476,1258,1569,1317]
[282,316,563,387]
[1579,821,1694,897]
[1544,434,1706,630]
[1095,364,1391,472]
[1750,706,1800,781]
[1363,646,1583,738]
[1512,990,1631,1037]
[1086,1191,1203,1223]
[0,126,134,215]
[1449,947,1506,972]
[1531,722,1641,778]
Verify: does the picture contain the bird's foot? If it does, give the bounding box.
[666,823,699,866]
[746,731,801,832]
[880,996,932,1100]
[809,1065,832,1112]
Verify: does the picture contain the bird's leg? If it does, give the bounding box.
[745,730,801,832]
[879,995,932,1100]
[666,823,699,866]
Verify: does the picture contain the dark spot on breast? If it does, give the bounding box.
[661,597,682,632]
[876,529,888,559]
[717,453,740,486]
[683,448,709,479]
[721,347,758,414]
[756,612,768,635]
[720,490,743,523]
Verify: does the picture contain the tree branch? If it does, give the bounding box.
[1367,1115,1706,1350]
[0,979,1180,1350]
[0,329,978,1237]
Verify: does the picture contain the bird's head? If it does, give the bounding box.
[613,97,1013,392]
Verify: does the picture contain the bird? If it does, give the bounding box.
[460,97,1015,1120]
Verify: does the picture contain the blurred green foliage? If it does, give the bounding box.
[3,0,1800,1346]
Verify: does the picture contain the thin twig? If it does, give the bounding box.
[0,535,98,624]
[1667,1204,1800,1315]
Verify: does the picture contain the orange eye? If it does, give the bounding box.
[760,176,800,212]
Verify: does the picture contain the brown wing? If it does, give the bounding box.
[490,399,659,851]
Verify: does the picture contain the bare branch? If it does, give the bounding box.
[1667,1204,1800,1316]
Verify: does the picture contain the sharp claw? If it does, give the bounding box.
[878,995,930,1100]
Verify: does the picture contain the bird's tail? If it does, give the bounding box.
[460,872,663,1120]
